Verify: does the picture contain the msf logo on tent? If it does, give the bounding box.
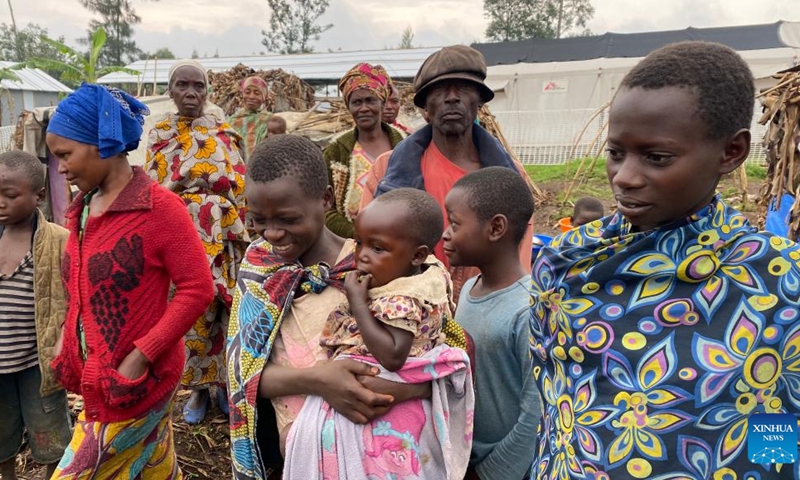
[748,413,798,465]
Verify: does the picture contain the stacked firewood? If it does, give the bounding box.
[208,64,316,116]
[758,66,800,237]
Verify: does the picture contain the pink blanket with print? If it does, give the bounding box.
[283,345,474,480]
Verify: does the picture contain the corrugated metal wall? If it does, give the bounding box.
[0,91,61,126]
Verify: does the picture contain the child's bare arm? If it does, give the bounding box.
[345,273,413,372]
[358,375,432,402]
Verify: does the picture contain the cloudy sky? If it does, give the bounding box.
[10,0,800,60]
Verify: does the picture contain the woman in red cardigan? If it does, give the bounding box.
[45,83,215,479]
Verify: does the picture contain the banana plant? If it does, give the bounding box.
[20,27,138,86]
[0,68,19,83]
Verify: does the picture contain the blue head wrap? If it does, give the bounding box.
[47,83,150,159]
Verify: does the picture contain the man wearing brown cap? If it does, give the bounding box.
[360,45,533,300]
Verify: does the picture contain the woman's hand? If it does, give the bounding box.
[116,348,150,380]
[315,359,393,424]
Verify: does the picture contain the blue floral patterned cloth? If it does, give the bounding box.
[530,195,800,479]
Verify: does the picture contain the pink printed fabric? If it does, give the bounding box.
[283,345,474,480]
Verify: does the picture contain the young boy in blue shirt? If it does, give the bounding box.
[443,166,540,480]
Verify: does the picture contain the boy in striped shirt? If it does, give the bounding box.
[0,151,71,480]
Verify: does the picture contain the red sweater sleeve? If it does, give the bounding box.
[134,187,215,363]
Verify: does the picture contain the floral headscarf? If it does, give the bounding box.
[241,76,268,99]
[338,63,391,104]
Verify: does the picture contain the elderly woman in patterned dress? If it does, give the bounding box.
[144,59,250,424]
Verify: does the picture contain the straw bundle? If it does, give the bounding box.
[208,64,315,116]
[757,66,800,238]
[278,100,356,147]
[293,100,355,135]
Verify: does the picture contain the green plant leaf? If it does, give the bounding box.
[90,28,107,67]
[97,66,140,77]
[26,57,83,85]
[0,69,20,82]
[38,35,82,60]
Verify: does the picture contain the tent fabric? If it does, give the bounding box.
[473,22,795,66]
[485,79,509,92]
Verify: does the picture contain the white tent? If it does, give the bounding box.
[486,45,800,114]
[475,22,800,164]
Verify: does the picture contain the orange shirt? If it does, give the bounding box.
[421,142,467,269]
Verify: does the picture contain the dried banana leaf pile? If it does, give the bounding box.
[292,100,355,135]
[275,100,357,147]
[208,64,315,116]
[757,67,800,238]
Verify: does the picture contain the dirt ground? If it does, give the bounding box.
[11,173,763,480]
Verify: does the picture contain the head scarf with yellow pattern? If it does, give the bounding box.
[338,63,391,104]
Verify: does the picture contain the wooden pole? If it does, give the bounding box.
[563,121,607,202]
[567,102,610,161]
[738,164,749,209]
[556,0,565,38]
[757,75,795,99]
[137,57,148,97]
[153,56,158,96]
[6,0,22,62]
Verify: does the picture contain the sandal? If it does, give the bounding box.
[183,391,209,425]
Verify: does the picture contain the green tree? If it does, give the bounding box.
[399,26,414,49]
[22,28,139,86]
[261,0,333,54]
[139,47,175,60]
[554,0,594,38]
[80,0,156,66]
[484,0,594,41]
[0,23,64,63]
